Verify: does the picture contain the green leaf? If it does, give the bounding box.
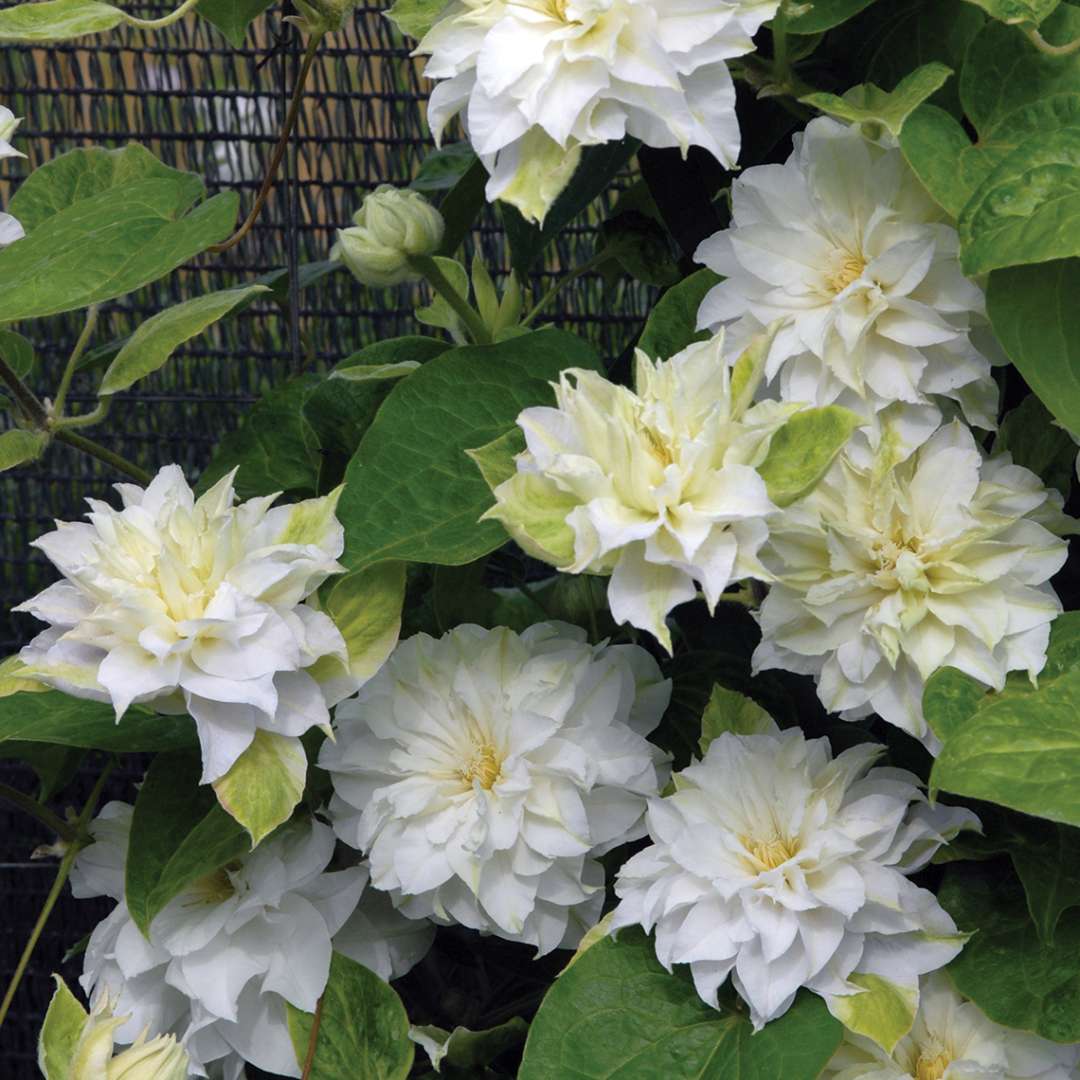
[940,864,1080,1042]
[987,259,1080,438]
[787,0,879,33]
[436,157,490,258]
[305,337,451,461]
[410,143,478,195]
[0,429,48,472]
[927,611,1080,827]
[501,137,641,275]
[199,375,321,500]
[9,145,202,232]
[901,6,1080,218]
[196,0,274,45]
[801,63,954,137]
[867,0,986,120]
[518,928,842,1080]
[0,329,36,381]
[825,974,918,1055]
[38,976,88,1080]
[384,0,444,38]
[212,729,307,847]
[99,285,270,396]
[0,0,123,41]
[0,740,84,801]
[637,269,722,361]
[0,690,196,752]
[994,393,1076,494]
[958,126,1080,275]
[286,952,414,1080]
[0,170,238,321]
[126,752,249,937]
[337,329,602,572]
[961,0,1061,24]
[1006,818,1080,943]
[699,684,775,754]
[410,1019,528,1074]
[757,406,861,508]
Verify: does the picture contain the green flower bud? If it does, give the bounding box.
[333,185,445,287]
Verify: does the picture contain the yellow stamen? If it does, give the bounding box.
[915,1050,951,1080]
[460,743,501,789]
[744,835,799,870]
[825,252,867,294]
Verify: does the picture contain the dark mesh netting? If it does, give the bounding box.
[0,7,651,1070]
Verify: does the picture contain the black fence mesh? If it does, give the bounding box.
[0,6,651,1070]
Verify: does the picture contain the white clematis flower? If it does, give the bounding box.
[321,622,672,955]
[74,805,434,1080]
[481,331,803,652]
[695,117,999,438]
[825,973,1080,1080]
[753,421,1072,750]
[611,723,978,1030]
[0,104,24,160]
[16,465,355,783]
[415,0,779,224]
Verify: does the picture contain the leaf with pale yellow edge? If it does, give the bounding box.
[213,730,306,847]
[0,656,48,697]
[559,912,615,977]
[38,976,88,1080]
[309,561,405,706]
[699,684,776,754]
[826,974,920,1054]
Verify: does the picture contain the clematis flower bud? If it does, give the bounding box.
[333,185,445,287]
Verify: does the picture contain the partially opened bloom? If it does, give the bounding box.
[69,998,190,1080]
[321,622,671,955]
[481,331,803,651]
[695,117,998,436]
[825,973,1080,1079]
[754,421,1071,749]
[611,723,978,1030]
[16,465,355,783]
[74,806,433,1079]
[415,0,779,224]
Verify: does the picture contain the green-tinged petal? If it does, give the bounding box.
[273,486,344,547]
[212,730,306,847]
[825,973,919,1054]
[38,976,88,1080]
[482,471,579,569]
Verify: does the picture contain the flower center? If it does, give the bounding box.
[186,864,238,906]
[743,833,799,870]
[915,1050,951,1080]
[825,251,867,294]
[460,742,502,790]
[641,423,675,468]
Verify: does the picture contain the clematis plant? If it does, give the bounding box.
[3,3,1080,1077]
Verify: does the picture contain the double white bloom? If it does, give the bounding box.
[16,465,354,783]
[74,804,434,1079]
[483,332,798,651]
[1,103,24,247]
[696,117,998,443]
[825,974,1080,1080]
[612,723,977,1029]
[754,422,1071,749]
[321,622,671,955]
[415,0,779,224]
